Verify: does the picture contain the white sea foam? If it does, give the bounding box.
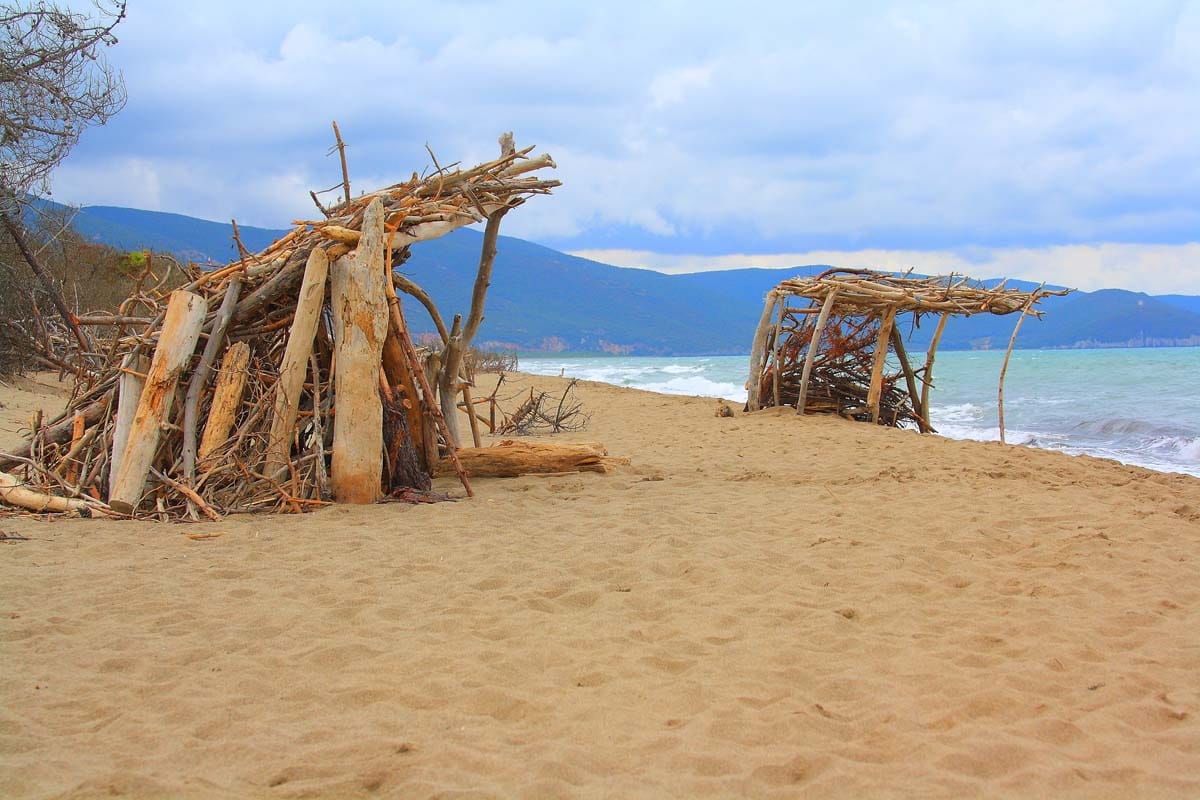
[517,349,1200,477]
[638,377,745,401]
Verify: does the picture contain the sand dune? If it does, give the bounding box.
[1,372,1197,798]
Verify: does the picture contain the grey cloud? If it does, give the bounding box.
[43,0,1200,283]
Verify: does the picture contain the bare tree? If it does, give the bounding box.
[0,0,126,204]
[0,0,127,357]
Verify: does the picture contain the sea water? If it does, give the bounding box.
[520,348,1200,478]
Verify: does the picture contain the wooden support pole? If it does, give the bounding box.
[999,286,1042,444]
[330,198,388,504]
[771,295,786,409]
[867,307,898,424]
[384,284,427,471]
[198,342,251,465]
[109,290,208,515]
[265,248,329,479]
[390,297,473,497]
[889,325,929,433]
[332,120,351,206]
[920,312,949,428]
[462,384,483,448]
[746,290,778,411]
[108,352,147,498]
[796,290,839,416]
[439,315,464,446]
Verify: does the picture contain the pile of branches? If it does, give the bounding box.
[496,379,590,435]
[757,314,921,427]
[0,135,558,520]
[464,347,518,376]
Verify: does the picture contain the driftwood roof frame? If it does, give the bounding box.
[746,268,1071,438]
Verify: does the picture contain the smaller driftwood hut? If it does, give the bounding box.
[746,268,1069,434]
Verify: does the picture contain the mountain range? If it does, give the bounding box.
[42,202,1200,355]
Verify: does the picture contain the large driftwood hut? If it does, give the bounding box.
[746,268,1069,434]
[0,135,559,520]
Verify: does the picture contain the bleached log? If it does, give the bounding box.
[434,441,625,478]
[0,471,99,514]
[108,352,147,498]
[745,290,778,411]
[198,342,252,464]
[264,248,329,479]
[330,198,388,504]
[867,307,898,424]
[108,290,208,515]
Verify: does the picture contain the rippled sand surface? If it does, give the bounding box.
[2,372,1198,798]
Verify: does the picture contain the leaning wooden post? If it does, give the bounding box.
[330,198,388,504]
[461,383,483,448]
[867,307,898,424]
[109,290,208,515]
[198,342,251,466]
[746,290,778,411]
[108,352,147,499]
[439,315,464,446]
[384,277,427,470]
[796,290,840,415]
[998,286,1042,444]
[920,312,949,426]
[264,248,329,479]
[182,277,242,483]
[889,324,929,433]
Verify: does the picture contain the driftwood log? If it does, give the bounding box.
[108,290,208,515]
[330,199,388,504]
[434,441,626,478]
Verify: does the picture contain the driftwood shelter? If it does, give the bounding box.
[0,133,574,520]
[746,268,1069,435]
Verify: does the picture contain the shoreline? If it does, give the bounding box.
[518,353,1200,479]
[1,371,1197,797]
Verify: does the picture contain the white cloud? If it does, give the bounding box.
[44,0,1200,294]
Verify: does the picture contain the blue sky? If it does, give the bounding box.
[52,1,1200,292]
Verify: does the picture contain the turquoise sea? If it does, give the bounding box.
[521,348,1200,478]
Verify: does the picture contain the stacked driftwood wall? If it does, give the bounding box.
[0,133,560,520]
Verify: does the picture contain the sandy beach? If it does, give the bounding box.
[1,370,1198,798]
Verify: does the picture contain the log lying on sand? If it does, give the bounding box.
[0,472,110,515]
[434,441,627,478]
